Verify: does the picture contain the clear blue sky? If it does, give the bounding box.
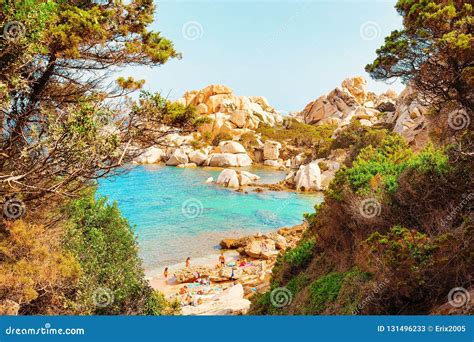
[128,0,403,112]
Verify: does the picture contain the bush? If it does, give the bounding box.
[286,273,310,296]
[0,221,81,315]
[336,268,372,315]
[257,120,336,158]
[283,238,316,267]
[143,291,181,316]
[308,272,344,313]
[63,189,174,315]
[343,136,448,195]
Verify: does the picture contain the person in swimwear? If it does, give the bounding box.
[219,252,225,268]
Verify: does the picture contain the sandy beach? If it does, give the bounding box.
[146,250,241,296]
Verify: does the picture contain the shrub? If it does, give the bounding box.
[336,268,372,315]
[63,189,173,315]
[343,136,449,195]
[257,120,336,158]
[143,291,181,316]
[365,226,437,273]
[308,272,344,313]
[286,273,310,296]
[283,238,316,267]
[0,221,81,314]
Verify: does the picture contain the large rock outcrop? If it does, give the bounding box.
[188,150,209,166]
[177,84,283,138]
[297,76,397,129]
[389,85,429,147]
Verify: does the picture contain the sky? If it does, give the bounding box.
[128,0,404,112]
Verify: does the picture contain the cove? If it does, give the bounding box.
[98,165,323,273]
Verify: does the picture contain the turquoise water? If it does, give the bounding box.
[98,165,323,271]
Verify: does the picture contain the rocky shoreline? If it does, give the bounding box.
[149,223,306,315]
[132,76,429,196]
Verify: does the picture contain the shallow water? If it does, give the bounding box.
[98,165,323,271]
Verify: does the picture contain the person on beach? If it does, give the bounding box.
[179,285,188,295]
[163,267,168,279]
[219,252,225,268]
[186,257,190,267]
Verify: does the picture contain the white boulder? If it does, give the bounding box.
[216,169,240,188]
[134,146,165,164]
[219,141,247,154]
[235,153,252,167]
[294,162,322,191]
[239,171,260,185]
[166,148,189,166]
[188,150,208,166]
[216,169,260,188]
[209,153,238,167]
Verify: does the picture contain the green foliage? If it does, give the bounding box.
[63,189,174,315]
[286,273,310,296]
[143,291,181,316]
[0,0,192,204]
[336,268,372,315]
[308,272,345,313]
[366,0,473,109]
[132,91,204,129]
[332,121,393,160]
[344,136,448,195]
[345,135,412,194]
[283,238,316,267]
[366,226,437,267]
[257,120,336,158]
